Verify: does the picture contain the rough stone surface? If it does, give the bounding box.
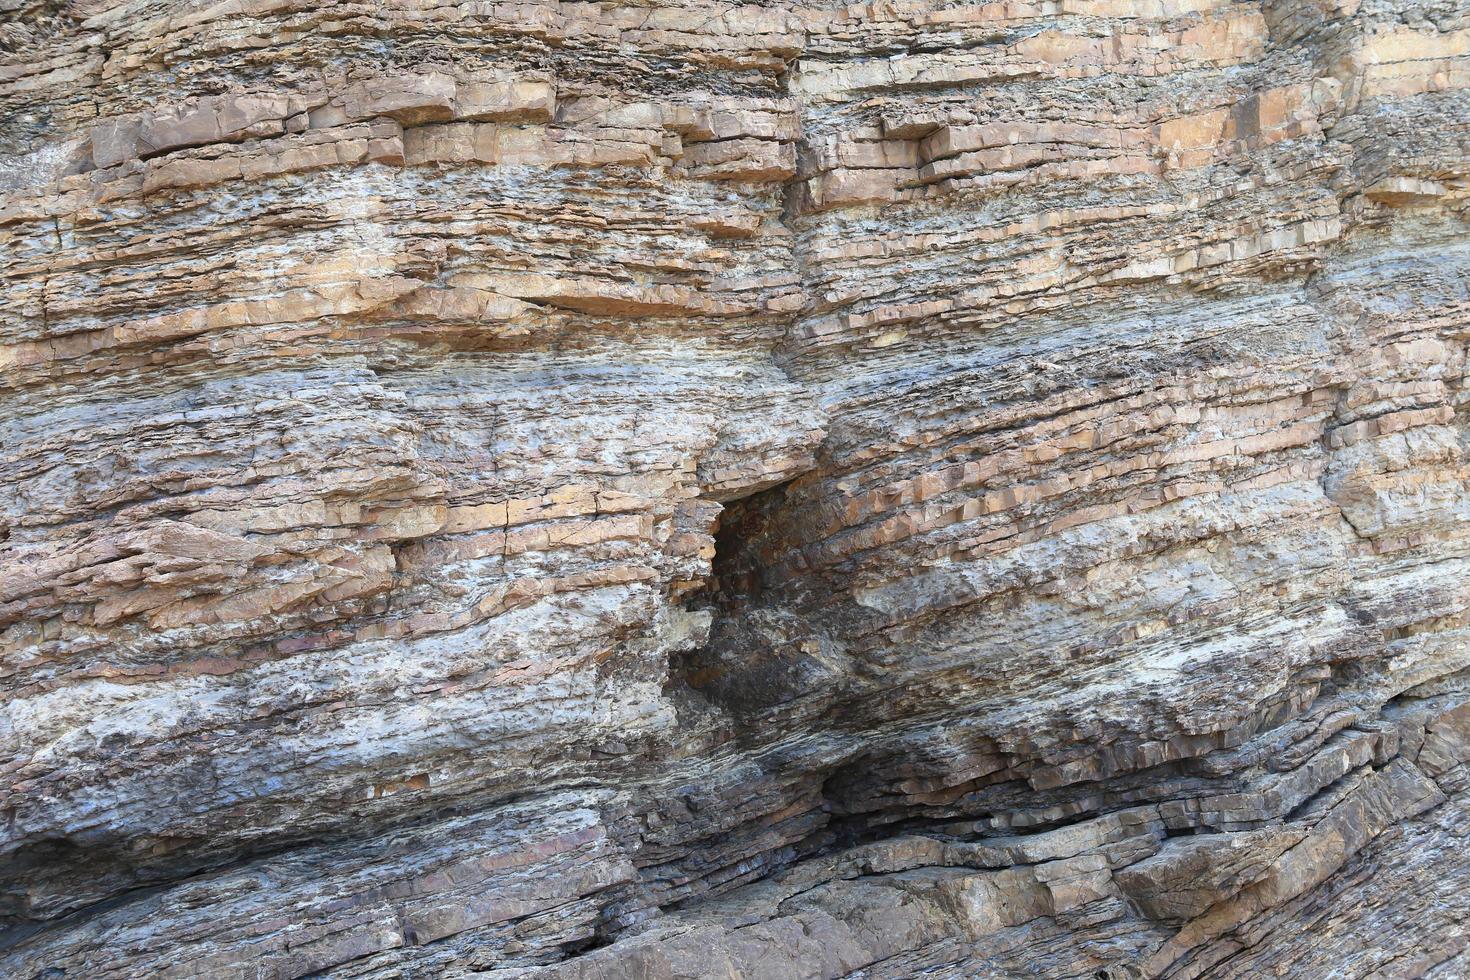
[2,0,1469,977]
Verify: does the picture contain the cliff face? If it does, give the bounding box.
[2,0,1469,976]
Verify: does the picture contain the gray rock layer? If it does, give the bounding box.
[2,0,1469,977]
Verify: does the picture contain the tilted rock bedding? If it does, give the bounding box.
[2,0,1469,976]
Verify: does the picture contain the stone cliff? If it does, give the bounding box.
[2,0,1469,976]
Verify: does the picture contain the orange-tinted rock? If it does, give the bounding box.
[3,0,1470,977]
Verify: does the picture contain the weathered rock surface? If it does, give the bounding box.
[2,0,1468,976]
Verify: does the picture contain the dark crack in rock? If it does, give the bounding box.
[2,0,1469,977]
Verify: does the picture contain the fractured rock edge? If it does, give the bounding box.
[2,0,1470,977]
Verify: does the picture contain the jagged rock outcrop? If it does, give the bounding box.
[2,0,1468,976]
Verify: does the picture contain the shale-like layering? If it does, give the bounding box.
[2,0,1469,976]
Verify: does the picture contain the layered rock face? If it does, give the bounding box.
[3,0,1470,976]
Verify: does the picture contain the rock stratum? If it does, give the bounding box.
[2,0,1469,976]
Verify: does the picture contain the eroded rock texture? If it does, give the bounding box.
[2,0,1469,976]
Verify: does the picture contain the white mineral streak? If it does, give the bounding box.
[1,0,1469,976]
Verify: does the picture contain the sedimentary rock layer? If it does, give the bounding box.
[1,0,1468,976]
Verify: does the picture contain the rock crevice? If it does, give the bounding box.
[2,0,1469,976]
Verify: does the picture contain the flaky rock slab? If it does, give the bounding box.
[2,0,1469,977]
